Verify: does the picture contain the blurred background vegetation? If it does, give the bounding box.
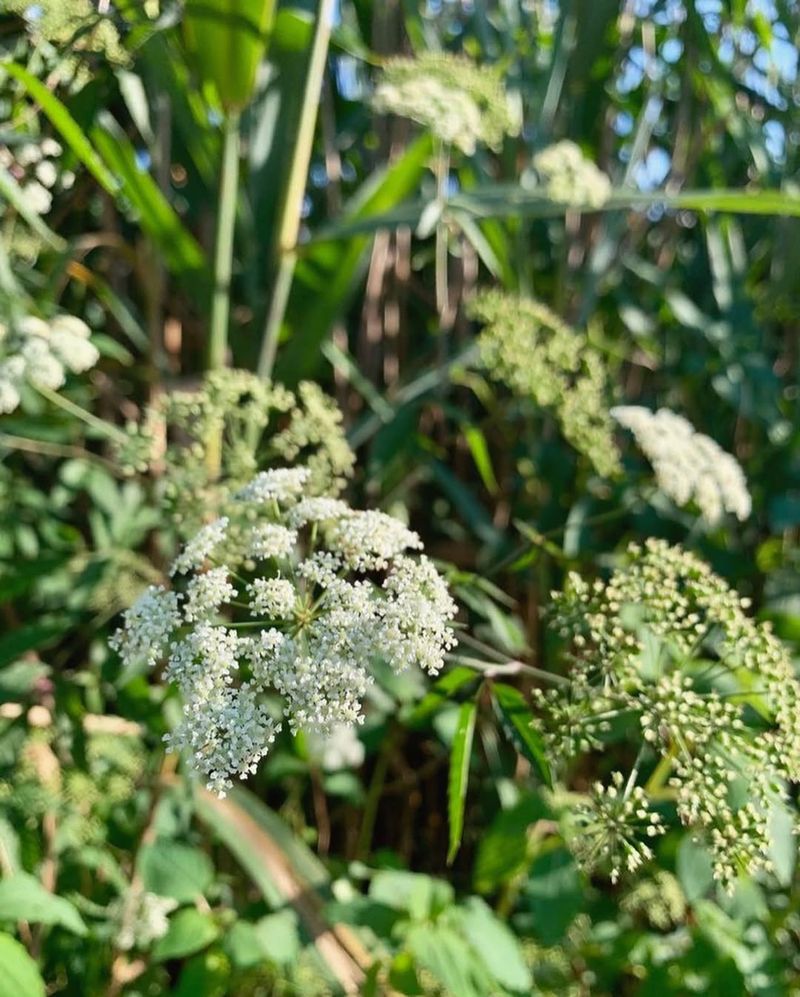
[1,0,800,994]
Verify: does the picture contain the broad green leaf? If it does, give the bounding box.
[406,922,493,997]
[153,908,219,962]
[406,666,481,728]
[0,623,64,669]
[456,896,533,992]
[224,921,264,969]
[491,683,552,787]
[275,134,432,384]
[138,840,214,903]
[173,949,231,997]
[0,873,87,936]
[447,700,477,864]
[473,795,548,894]
[0,933,45,997]
[3,64,118,194]
[90,113,206,276]
[370,870,454,921]
[183,0,277,111]
[253,909,300,966]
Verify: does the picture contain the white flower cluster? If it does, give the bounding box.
[373,53,519,155]
[0,314,100,414]
[110,467,458,796]
[111,887,177,952]
[539,539,800,889]
[612,406,751,525]
[531,140,612,208]
[306,724,366,772]
[0,137,74,216]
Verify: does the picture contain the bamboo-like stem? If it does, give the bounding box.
[208,110,241,372]
[257,0,335,379]
[434,142,453,333]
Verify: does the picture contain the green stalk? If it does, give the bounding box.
[256,0,335,379]
[208,110,241,371]
[34,384,128,442]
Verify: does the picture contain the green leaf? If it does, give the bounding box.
[3,63,118,194]
[253,908,300,966]
[491,683,552,787]
[370,870,454,921]
[462,425,499,494]
[0,873,87,936]
[447,701,477,864]
[456,896,533,992]
[138,840,214,903]
[406,666,481,728]
[183,0,277,111]
[473,795,547,894]
[0,933,45,997]
[309,184,800,240]
[90,113,206,276]
[153,908,219,962]
[275,134,432,384]
[676,835,714,903]
[0,623,64,668]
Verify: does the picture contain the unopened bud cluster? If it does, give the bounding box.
[116,370,355,538]
[469,290,621,476]
[539,538,800,889]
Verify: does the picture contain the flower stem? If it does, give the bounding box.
[33,384,127,442]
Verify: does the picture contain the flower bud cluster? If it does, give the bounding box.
[0,314,99,414]
[469,290,621,476]
[571,773,665,884]
[541,538,800,888]
[373,53,519,154]
[115,370,354,537]
[612,405,751,524]
[110,467,458,796]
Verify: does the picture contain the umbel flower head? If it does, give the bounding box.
[612,405,751,525]
[469,289,621,477]
[116,370,355,538]
[531,141,612,209]
[110,467,457,797]
[0,314,99,414]
[372,53,519,154]
[538,538,800,890]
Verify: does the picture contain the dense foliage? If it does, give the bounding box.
[1,1,800,995]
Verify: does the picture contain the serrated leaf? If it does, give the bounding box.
[447,700,477,864]
[492,683,552,787]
